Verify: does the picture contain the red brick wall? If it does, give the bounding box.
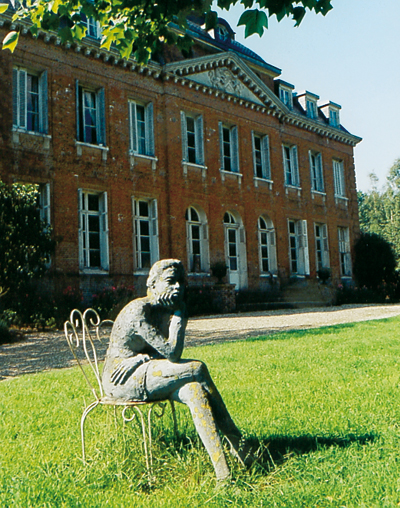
[0,27,360,297]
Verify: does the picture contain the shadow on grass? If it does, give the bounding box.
[250,432,377,471]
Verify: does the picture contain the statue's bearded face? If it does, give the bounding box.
[150,267,184,308]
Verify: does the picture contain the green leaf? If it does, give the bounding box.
[238,9,268,37]
[0,3,9,14]
[2,31,19,52]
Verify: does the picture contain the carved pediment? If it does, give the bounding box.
[164,53,276,109]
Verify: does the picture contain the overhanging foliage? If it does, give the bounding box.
[1,0,333,63]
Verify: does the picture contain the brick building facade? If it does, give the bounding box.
[0,14,361,302]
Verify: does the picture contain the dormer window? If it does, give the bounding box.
[306,99,317,119]
[217,25,230,41]
[276,80,294,110]
[296,91,320,120]
[320,101,341,128]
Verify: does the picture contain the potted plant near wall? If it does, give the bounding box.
[317,267,331,284]
[211,261,228,284]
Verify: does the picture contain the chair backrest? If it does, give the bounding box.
[64,308,113,400]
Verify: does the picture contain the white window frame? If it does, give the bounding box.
[338,227,351,277]
[314,223,329,272]
[219,122,239,173]
[333,159,346,198]
[252,132,271,181]
[129,100,155,157]
[180,111,204,167]
[78,190,109,272]
[309,151,324,193]
[288,219,310,276]
[282,144,300,187]
[185,206,210,274]
[132,197,159,272]
[76,80,106,146]
[258,216,277,275]
[12,67,48,134]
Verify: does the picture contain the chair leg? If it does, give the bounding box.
[169,400,178,436]
[81,400,100,464]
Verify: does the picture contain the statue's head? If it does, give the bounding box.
[146,259,185,308]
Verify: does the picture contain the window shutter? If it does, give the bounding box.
[186,220,192,271]
[239,224,245,244]
[292,145,299,186]
[12,68,19,127]
[218,121,224,171]
[39,70,48,134]
[75,80,80,141]
[145,102,154,156]
[262,135,270,179]
[196,114,204,165]
[268,230,277,273]
[150,199,159,264]
[282,145,289,182]
[97,87,106,146]
[317,154,323,191]
[308,150,314,188]
[322,223,330,267]
[40,183,51,225]
[129,102,137,152]
[180,111,187,162]
[340,163,346,197]
[251,131,257,177]
[231,125,239,173]
[77,189,84,269]
[19,69,27,129]
[100,192,109,270]
[302,220,310,275]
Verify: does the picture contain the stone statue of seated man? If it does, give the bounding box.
[102,258,251,481]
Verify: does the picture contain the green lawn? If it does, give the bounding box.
[2,317,400,507]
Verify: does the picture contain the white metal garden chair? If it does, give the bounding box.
[64,308,177,478]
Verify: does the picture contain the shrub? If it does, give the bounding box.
[91,285,135,320]
[0,319,10,344]
[353,232,397,290]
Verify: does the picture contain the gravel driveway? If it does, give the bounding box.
[2,303,400,381]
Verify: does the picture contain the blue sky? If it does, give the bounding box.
[215,1,400,192]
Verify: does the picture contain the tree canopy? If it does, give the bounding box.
[1,0,333,63]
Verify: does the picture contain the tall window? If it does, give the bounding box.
[333,159,346,197]
[258,216,277,274]
[282,144,300,187]
[185,207,209,273]
[338,227,351,276]
[309,151,324,192]
[78,190,109,271]
[13,67,48,134]
[133,198,159,271]
[288,219,310,275]
[219,122,239,173]
[223,211,247,289]
[181,112,204,165]
[252,132,271,180]
[76,81,106,145]
[129,101,154,156]
[314,223,329,271]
